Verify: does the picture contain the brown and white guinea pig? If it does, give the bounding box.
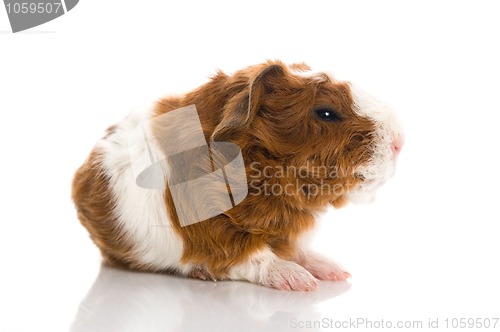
[72,60,403,291]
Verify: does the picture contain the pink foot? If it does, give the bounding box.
[297,253,351,281]
[262,260,318,291]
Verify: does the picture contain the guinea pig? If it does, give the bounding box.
[72,60,403,291]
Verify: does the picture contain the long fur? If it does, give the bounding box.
[72,60,403,290]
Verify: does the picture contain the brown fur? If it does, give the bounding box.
[72,150,140,268]
[153,60,376,278]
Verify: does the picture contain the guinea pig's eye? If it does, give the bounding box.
[314,107,342,122]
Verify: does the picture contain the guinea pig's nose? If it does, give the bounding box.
[391,136,403,156]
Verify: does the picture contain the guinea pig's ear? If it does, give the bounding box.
[211,61,288,141]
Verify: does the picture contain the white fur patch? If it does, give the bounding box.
[97,105,189,273]
[348,84,404,203]
[288,65,328,83]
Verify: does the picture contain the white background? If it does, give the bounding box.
[1,1,499,331]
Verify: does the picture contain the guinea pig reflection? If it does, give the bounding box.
[70,265,351,332]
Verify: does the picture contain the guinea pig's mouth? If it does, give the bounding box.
[353,172,366,181]
[329,195,349,208]
[353,172,388,188]
[347,162,395,205]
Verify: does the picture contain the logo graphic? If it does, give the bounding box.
[3,0,79,33]
[128,105,248,227]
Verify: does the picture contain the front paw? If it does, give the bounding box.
[188,267,216,281]
[261,260,318,291]
[298,253,351,281]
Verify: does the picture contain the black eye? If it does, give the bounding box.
[314,107,342,122]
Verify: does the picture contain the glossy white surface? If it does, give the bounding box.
[1,1,500,331]
[70,266,351,332]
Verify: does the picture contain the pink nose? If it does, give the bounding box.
[391,137,403,156]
